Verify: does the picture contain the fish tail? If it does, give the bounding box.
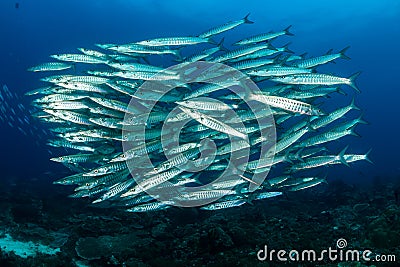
[217,37,229,52]
[348,71,361,93]
[357,114,368,125]
[284,151,294,164]
[172,49,183,61]
[299,52,308,58]
[364,148,373,164]
[284,25,294,36]
[336,87,347,95]
[338,146,350,167]
[282,42,294,54]
[243,13,254,24]
[348,126,361,137]
[207,37,217,45]
[339,46,351,60]
[268,43,278,51]
[349,97,361,111]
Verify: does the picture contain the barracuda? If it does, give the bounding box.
[271,72,361,93]
[28,62,73,72]
[234,25,294,45]
[199,14,253,38]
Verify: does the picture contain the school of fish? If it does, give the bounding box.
[25,14,370,212]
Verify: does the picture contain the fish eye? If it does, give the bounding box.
[121,154,126,158]
[86,183,90,186]
[59,156,63,160]
[94,170,98,173]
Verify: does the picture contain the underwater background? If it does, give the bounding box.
[0,0,399,266]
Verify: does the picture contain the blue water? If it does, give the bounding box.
[0,0,399,184]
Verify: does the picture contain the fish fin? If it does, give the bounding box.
[348,71,361,93]
[267,43,278,51]
[282,42,294,54]
[364,148,373,164]
[349,97,361,111]
[339,46,351,60]
[325,48,333,55]
[349,127,361,137]
[284,151,293,164]
[243,13,254,24]
[142,56,151,65]
[72,63,76,73]
[299,52,308,58]
[246,198,254,205]
[207,37,217,45]
[284,25,294,36]
[336,87,347,95]
[273,54,290,64]
[217,37,229,52]
[235,183,247,197]
[172,49,183,61]
[357,114,368,125]
[294,148,305,162]
[338,146,350,167]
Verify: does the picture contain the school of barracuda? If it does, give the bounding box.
[26,14,371,212]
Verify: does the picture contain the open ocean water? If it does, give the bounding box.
[0,0,399,266]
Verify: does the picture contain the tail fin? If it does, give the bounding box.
[243,13,254,24]
[364,148,373,164]
[356,114,368,125]
[284,151,294,164]
[294,148,305,162]
[325,48,333,55]
[348,71,361,93]
[217,37,229,52]
[207,37,217,45]
[348,126,361,137]
[284,25,294,36]
[274,54,290,64]
[349,97,361,111]
[339,46,351,60]
[172,49,183,61]
[299,52,308,59]
[338,146,349,167]
[267,43,278,51]
[335,87,347,95]
[282,42,294,54]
